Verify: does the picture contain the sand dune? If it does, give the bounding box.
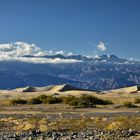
[21,84,87,92]
[102,85,139,95]
[0,84,140,102]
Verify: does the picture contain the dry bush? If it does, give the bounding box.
[134,98,140,104]
[123,101,137,108]
[28,98,42,104]
[43,96,63,104]
[10,99,27,105]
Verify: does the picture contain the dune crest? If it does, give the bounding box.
[21,84,88,92]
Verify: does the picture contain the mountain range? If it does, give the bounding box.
[0,54,140,91]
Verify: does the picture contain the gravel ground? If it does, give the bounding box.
[0,129,139,140]
[0,105,139,139]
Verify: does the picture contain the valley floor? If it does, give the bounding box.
[0,104,140,139]
[0,104,140,118]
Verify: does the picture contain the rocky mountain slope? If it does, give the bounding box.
[0,54,140,91]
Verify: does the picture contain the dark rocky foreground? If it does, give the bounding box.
[0,129,139,140]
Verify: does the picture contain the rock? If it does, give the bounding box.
[0,128,138,139]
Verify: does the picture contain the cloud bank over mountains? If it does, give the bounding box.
[0,42,47,57]
[0,42,81,64]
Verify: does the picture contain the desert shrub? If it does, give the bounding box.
[10,99,27,105]
[77,100,96,108]
[123,101,137,108]
[9,94,112,107]
[62,96,77,104]
[137,85,140,91]
[68,98,79,106]
[66,95,112,107]
[28,95,49,104]
[44,96,63,104]
[53,93,59,96]
[75,95,95,107]
[28,98,42,104]
[134,98,140,104]
[79,95,113,105]
[36,94,48,101]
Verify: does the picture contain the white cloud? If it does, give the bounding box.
[48,50,65,55]
[55,50,64,55]
[67,52,73,56]
[97,42,107,52]
[0,57,81,64]
[0,41,47,57]
[0,41,82,64]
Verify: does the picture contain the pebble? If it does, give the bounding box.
[0,129,138,140]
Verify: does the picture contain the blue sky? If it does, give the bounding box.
[0,0,140,59]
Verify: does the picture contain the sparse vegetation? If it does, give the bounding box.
[10,99,27,105]
[62,96,76,104]
[43,96,63,104]
[1,116,140,132]
[35,94,48,103]
[62,95,113,107]
[79,95,113,105]
[10,95,113,107]
[28,98,42,104]
[137,85,140,91]
[77,100,96,108]
[68,98,79,106]
[123,101,137,108]
[134,98,140,104]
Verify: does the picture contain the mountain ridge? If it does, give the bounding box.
[0,54,139,91]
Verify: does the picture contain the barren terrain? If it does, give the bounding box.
[0,85,140,139]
